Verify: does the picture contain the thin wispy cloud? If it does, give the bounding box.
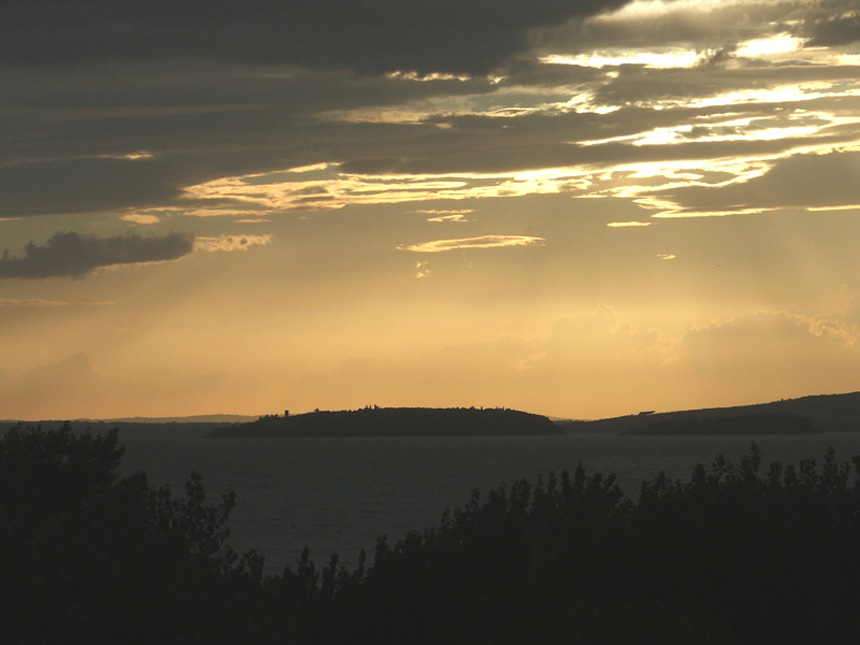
[121,213,161,225]
[194,234,274,252]
[418,209,476,223]
[400,235,545,253]
[0,297,114,308]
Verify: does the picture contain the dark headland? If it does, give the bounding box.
[207,406,562,438]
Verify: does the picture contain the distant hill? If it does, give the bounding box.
[1,419,245,439]
[95,414,258,424]
[557,392,860,435]
[208,407,562,438]
[1,414,257,425]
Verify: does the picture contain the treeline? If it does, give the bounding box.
[4,423,860,643]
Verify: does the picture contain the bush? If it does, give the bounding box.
[0,422,265,644]
[293,444,860,644]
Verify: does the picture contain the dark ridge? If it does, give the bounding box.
[207,406,562,438]
[625,412,818,436]
[557,391,860,434]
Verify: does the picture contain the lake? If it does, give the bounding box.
[118,432,860,574]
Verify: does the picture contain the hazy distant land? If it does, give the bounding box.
[7,391,860,437]
[208,406,562,438]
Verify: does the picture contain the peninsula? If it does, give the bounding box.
[207,406,562,438]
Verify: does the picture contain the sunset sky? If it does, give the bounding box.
[3,0,860,420]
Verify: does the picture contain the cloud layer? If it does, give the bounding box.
[2,0,630,75]
[0,232,194,279]
[3,0,860,419]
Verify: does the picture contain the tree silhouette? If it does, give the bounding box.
[0,422,266,643]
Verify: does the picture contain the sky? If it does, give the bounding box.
[2,0,860,420]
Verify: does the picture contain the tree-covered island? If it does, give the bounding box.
[207,406,563,438]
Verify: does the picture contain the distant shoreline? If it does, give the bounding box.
[557,391,860,435]
[6,390,860,437]
[623,412,819,436]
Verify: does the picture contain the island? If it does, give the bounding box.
[207,406,563,438]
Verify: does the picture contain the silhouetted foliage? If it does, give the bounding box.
[0,422,267,644]
[278,443,860,644]
[5,422,860,643]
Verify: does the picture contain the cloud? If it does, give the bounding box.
[418,209,476,223]
[649,150,860,216]
[801,7,860,47]
[0,353,237,420]
[2,0,632,76]
[669,310,859,399]
[120,213,161,225]
[426,214,474,223]
[0,157,183,218]
[414,261,431,279]
[0,354,106,419]
[0,231,194,279]
[0,297,113,308]
[607,221,651,227]
[3,15,859,221]
[697,45,738,69]
[193,234,273,252]
[283,307,671,418]
[538,0,805,52]
[400,235,545,253]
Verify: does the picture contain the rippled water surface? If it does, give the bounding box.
[119,433,860,573]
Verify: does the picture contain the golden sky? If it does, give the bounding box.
[2,0,860,419]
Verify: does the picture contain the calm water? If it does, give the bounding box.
[118,433,860,574]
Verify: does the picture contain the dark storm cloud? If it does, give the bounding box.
[2,0,630,75]
[0,231,194,279]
